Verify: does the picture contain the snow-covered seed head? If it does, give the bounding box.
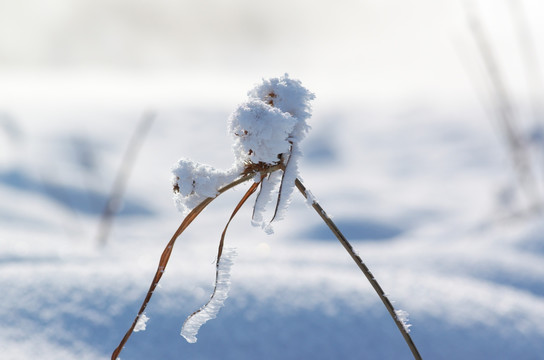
[171,74,314,218]
[229,100,297,165]
[228,74,315,166]
[171,159,241,214]
[248,74,315,122]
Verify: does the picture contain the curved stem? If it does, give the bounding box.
[111,197,213,360]
[181,182,260,338]
[111,166,281,360]
[294,178,422,360]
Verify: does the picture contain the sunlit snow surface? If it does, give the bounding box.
[1,97,544,360]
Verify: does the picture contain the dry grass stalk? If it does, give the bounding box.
[464,1,541,211]
[294,178,423,360]
[112,167,423,359]
[97,112,155,247]
[111,166,280,360]
[112,74,421,359]
[112,161,423,359]
[507,0,544,125]
[182,181,259,333]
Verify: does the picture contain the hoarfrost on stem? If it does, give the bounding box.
[134,313,149,332]
[171,74,315,231]
[251,170,282,234]
[304,185,317,207]
[395,309,412,333]
[181,248,237,343]
[171,75,314,346]
[172,160,242,215]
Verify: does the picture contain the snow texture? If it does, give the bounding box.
[4,91,544,359]
[181,248,237,344]
[247,75,314,127]
[172,74,314,230]
[395,309,412,333]
[6,3,544,358]
[171,160,242,215]
[134,314,149,332]
[228,99,297,165]
[270,145,300,222]
[251,171,282,234]
[231,74,314,229]
[304,185,317,207]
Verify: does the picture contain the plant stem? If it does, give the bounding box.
[97,112,155,247]
[463,1,541,210]
[111,165,281,360]
[294,178,422,360]
[182,182,260,340]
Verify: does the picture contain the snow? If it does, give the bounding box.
[2,1,544,359]
[181,248,237,344]
[171,159,241,215]
[303,185,317,207]
[234,75,314,229]
[395,309,412,334]
[134,314,149,332]
[229,99,297,165]
[251,170,282,233]
[174,75,314,231]
[272,144,302,222]
[3,93,544,359]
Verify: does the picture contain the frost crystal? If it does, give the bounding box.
[229,100,297,164]
[172,160,242,215]
[395,309,412,333]
[181,248,237,343]
[304,185,317,206]
[247,75,314,125]
[231,74,315,229]
[251,170,282,234]
[134,314,149,332]
[172,74,315,230]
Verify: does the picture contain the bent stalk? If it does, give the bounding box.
[294,178,422,360]
[182,182,260,340]
[111,167,280,360]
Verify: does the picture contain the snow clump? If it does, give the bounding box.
[172,74,315,229]
[134,313,149,332]
[228,99,297,165]
[395,309,412,333]
[172,160,241,215]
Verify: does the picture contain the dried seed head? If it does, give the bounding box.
[173,177,180,193]
[228,99,297,165]
[171,159,241,215]
[247,74,315,122]
[265,91,277,106]
[171,74,314,220]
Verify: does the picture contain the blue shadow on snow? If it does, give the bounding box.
[302,218,403,241]
[0,169,152,216]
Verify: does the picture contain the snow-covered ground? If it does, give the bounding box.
[2,1,544,359]
[2,93,544,359]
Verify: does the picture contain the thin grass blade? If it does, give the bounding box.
[111,196,213,359]
[111,169,278,360]
[294,177,422,360]
[97,112,155,247]
[181,181,260,342]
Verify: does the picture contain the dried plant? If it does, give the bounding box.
[463,1,542,212]
[111,75,422,360]
[97,112,155,246]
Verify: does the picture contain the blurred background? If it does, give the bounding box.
[4,0,541,107]
[1,0,544,359]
